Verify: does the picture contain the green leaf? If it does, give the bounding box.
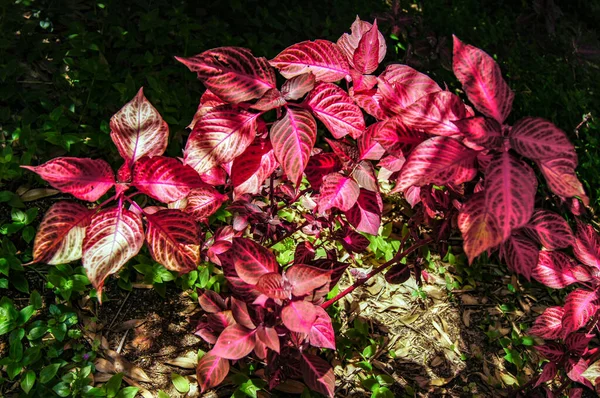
[29,291,42,310]
[171,373,190,393]
[17,305,35,325]
[582,359,600,384]
[40,363,61,384]
[53,381,71,397]
[157,391,170,398]
[10,272,29,293]
[0,278,7,288]
[9,328,25,360]
[28,326,47,340]
[7,362,23,380]
[105,373,123,398]
[21,370,36,394]
[116,386,139,398]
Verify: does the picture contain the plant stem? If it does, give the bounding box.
[321,238,433,309]
[267,220,309,248]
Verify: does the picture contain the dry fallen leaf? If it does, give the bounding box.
[20,188,60,201]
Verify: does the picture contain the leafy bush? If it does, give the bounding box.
[17,14,600,398]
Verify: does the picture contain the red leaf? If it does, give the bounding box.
[231,140,272,187]
[500,234,539,281]
[385,263,410,284]
[452,116,503,150]
[250,88,286,111]
[452,36,514,123]
[286,264,331,296]
[110,88,169,166]
[301,353,335,398]
[281,73,316,100]
[295,242,316,264]
[534,362,558,388]
[562,288,599,336]
[184,186,227,222]
[373,116,426,156]
[198,290,227,314]
[132,156,203,203]
[305,82,365,139]
[184,105,259,175]
[510,117,577,161]
[523,210,574,250]
[212,324,256,360]
[197,352,230,393]
[256,326,280,353]
[308,306,336,350]
[376,65,441,114]
[199,166,228,186]
[394,137,478,192]
[566,333,592,356]
[325,138,359,165]
[270,107,317,185]
[22,158,114,202]
[351,161,378,192]
[318,172,360,213]
[270,40,350,82]
[188,90,226,130]
[529,306,564,340]
[396,91,469,137]
[82,207,144,300]
[567,357,591,386]
[234,150,278,198]
[230,297,256,329]
[358,122,386,161]
[30,202,91,265]
[351,89,387,120]
[574,220,600,269]
[485,152,537,239]
[532,251,580,289]
[231,237,278,285]
[256,272,289,299]
[458,192,502,262]
[353,20,385,74]
[145,209,200,273]
[346,189,382,235]
[536,342,565,363]
[304,153,342,191]
[281,300,319,334]
[176,47,276,104]
[339,228,370,253]
[538,157,589,206]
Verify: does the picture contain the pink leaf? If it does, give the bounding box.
[301,353,335,398]
[256,326,280,353]
[574,220,600,269]
[270,107,317,185]
[528,306,564,340]
[199,166,228,186]
[270,40,350,82]
[250,88,286,111]
[82,207,144,301]
[565,333,592,356]
[373,116,426,156]
[485,152,537,239]
[184,105,259,175]
[452,116,503,150]
[304,153,342,191]
[256,272,289,299]
[144,209,200,273]
[305,82,365,139]
[458,192,502,262]
[351,89,387,120]
[234,150,278,198]
[536,342,565,363]
[318,172,360,213]
[29,202,91,265]
[22,158,114,202]
[534,362,558,388]
[567,357,591,386]
[562,288,599,336]
[358,122,386,161]
[308,306,336,349]
[184,186,227,222]
[452,36,514,123]
[353,20,385,74]
[346,189,382,235]
[281,73,316,100]
[212,324,256,360]
[281,300,318,334]
[351,161,378,192]
[231,139,273,187]
[230,297,256,329]
[197,352,230,393]
[231,237,278,285]
[509,117,577,161]
[396,91,469,137]
[176,47,276,103]
[523,210,574,250]
[132,156,203,203]
[532,250,580,289]
[198,290,227,314]
[285,264,331,296]
[378,64,441,108]
[188,90,226,130]
[538,157,589,206]
[394,136,478,192]
[110,88,169,166]
[337,17,386,71]
[500,234,539,281]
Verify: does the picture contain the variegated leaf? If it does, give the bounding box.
[281,73,316,100]
[529,306,564,340]
[231,237,279,285]
[562,288,599,337]
[337,16,386,71]
[500,234,539,280]
[458,192,502,262]
[523,210,574,250]
[353,20,385,74]
[346,189,382,235]
[509,117,576,161]
[452,116,503,150]
[197,352,230,393]
[318,172,360,213]
[373,116,426,156]
[301,353,335,398]
[538,157,589,206]
[358,122,386,160]
[183,186,227,222]
[574,220,600,270]
[212,324,256,360]
[532,250,579,289]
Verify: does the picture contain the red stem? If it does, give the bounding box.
[321,238,433,309]
[267,220,309,248]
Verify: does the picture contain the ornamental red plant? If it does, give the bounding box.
[22,15,599,396]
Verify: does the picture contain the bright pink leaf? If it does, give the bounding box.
[270,40,350,82]
[458,192,502,262]
[29,202,91,265]
[184,186,227,222]
[285,264,331,296]
[318,172,360,213]
[301,353,335,398]
[373,116,426,156]
[197,352,230,393]
[350,70,377,91]
[532,250,579,289]
[176,47,276,103]
[305,82,365,139]
[452,116,503,150]
[281,300,318,334]
[509,117,577,162]
[22,158,114,202]
[523,210,574,250]
[256,326,280,353]
[376,65,441,114]
[145,209,200,273]
[394,136,478,192]
[198,166,228,186]
[500,234,539,281]
[82,207,144,300]
[351,88,387,120]
[538,157,589,206]
[231,237,278,285]
[308,306,336,350]
[485,152,537,239]
[256,272,289,299]
[562,288,599,336]
[230,297,256,329]
[231,140,272,187]
[270,107,317,185]
[234,150,278,198]
[110,88,169,166]
[346,189,382,235]
[358,122,386,161]
[184,105,259,175]
[212,324,256,360]
[132,156,203,203]
[452,36,514,123]
[250,88,286,111]
[281,73,316,100]
[188,90,226,130]
[574,220,600,269]
[337,17,386,71]
[325,138,359,165]
[353,20,385,74]
[567,357,591,386]
[529,306,564,340]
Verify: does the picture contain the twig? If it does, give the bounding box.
[108,291,131,330]
[116,329,129,354]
